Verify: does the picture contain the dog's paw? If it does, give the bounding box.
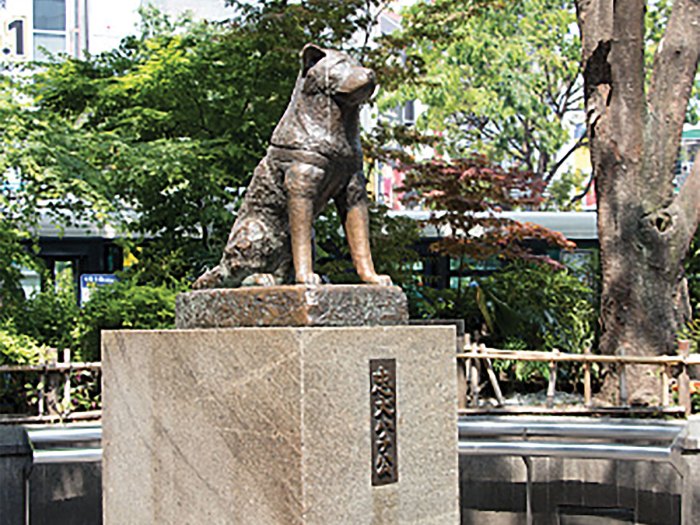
[193,267,221,289]
[296,273,322,286]
[361,273,393,286]
[242,273,277,287]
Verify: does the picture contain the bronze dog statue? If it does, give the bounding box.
[194,44,391,289]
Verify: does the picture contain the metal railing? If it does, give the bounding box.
[20,420,691,523]
[27,426,102,464]
[23,425,102,525]
[458,415,690,525]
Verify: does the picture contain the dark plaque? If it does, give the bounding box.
[369,358,398,486]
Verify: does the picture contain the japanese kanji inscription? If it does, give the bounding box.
[369,358,398,486]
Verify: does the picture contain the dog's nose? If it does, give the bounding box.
[337,67,377,98]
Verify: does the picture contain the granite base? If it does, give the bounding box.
[102,326,459,525]
[175,285,408,328]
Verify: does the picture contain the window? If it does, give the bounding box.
[33,0,67,60]
[403,100,415,124]
[20,267,41,298]
[382,101,416,126]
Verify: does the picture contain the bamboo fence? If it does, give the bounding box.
[457,339,696,417]
[0,347,101,421]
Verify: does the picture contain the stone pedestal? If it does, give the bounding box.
[175,285,408,328]
[102,326,459,525]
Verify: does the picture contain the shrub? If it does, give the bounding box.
[0,327,48,365]
[407,285,483,327]
[408,261,597,390]
[12,278,79,351]
[680,318,700,353]
[476,262,597,389]
[0,327,48,413]
[477,261,596,354]
[76,279,181,361]
[1,275,182,413]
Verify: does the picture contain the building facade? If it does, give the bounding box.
[1,0,231,61]
[2,0,232,297]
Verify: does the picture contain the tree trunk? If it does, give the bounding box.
[576,0,700,401]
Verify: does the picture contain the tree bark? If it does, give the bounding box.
[575,0,700,401]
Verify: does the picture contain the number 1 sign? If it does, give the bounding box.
[1,16,26,58]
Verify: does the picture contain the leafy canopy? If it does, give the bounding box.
[373,0,583,185]
[22,3,390,283]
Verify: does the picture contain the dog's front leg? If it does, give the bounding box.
[286,163,322,286]
[335,173,392,286]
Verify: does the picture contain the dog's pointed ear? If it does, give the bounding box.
[301,44,326,76]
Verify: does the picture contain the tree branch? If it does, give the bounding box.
[537,150,549,181]
[555,65,582,118]
[359,1,391,60]
[479,125,499,141]
[542,62,558,111]
[645,0,700,201]
[656,151,700,268]
[515,115,534,171]
[608,0,645,159]
[565,95,585,110]
[546,130,588,183]
[570,172,595,205]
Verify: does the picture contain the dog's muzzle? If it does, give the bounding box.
[337,68,376,103]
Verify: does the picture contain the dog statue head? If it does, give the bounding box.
[271,44,377,156]
[299,44,376,106]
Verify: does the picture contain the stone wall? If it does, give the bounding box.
[28,462,102,525]
[459,455,694,525]
[0,426,31,525]
[0,426,101,525]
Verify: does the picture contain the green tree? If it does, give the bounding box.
[0,70,113,306]
[26,3,392,283]
[30,10,297,282]
[0,225,34,311]
[374,0,584,187]
[575,0,699,386]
